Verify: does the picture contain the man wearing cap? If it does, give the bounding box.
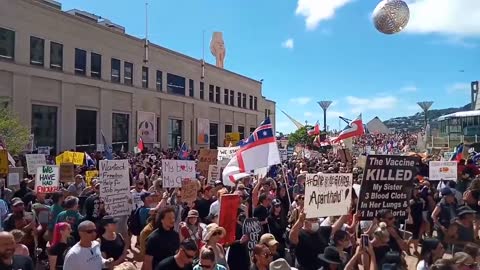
[446,206,478,252]
[67,175,86,197]
[259,233,280,260]
[432,187,458,244]
[3,198,36,256]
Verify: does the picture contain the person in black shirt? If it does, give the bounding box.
[254,194,270,233]
[194,186,215,223]
[155,239,197,270]
[0,231,34,270]
[83,183,104,224]
[143,206,180,270]
[47,222,72,270]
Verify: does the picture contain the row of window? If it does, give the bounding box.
[0,27,259,111]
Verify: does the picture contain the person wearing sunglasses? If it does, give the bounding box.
[155,239,198,270]
[193,246,227,270]
[250,244,273,270]
[63,221,114,270]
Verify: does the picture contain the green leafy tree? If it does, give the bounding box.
[0,108,30,154]
[288,126,314,146]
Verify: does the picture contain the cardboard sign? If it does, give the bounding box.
[207,164,219,184]
[242,218,262,259]
[86,170,99,186]
[100,160,131,217]
[305,173,353,218]
[0,150,8,175]
[429,161,457,181]
[25,154,46,175]
[358,155,419,220]
[181,179,199,204]
[161,159,195,188]
[35,165,59,193]
[197,149,218,178]
[59,163,74,183]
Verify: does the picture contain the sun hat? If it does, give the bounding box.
[259,233,279,247]
[203,223,226,241]
[269,258,298,270]
[187,209,199,218]
[318,246,342,265]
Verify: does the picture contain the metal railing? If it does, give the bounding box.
[426,135,479,150]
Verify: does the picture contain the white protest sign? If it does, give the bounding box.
[429,161,457,181]
[217,147,240,167]
[207,164,219,184]
[35,165,59,193]
[26,154,46,175]
[37,146,50,155]
[100,160,131,217]
[279,149,288,161]
[305,173,353,219]
[162,159,195,188]
[8,173,20,186]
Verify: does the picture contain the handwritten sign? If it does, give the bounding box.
[305,173,353,218]
[72,152,85,166]
[35,165,59,193]
[429,161,457,181]
[279,149,288,161]
[100,160,131,217]
[181,179,199,204]
[7,167,23,189]
[25,154,46,175]
[37,146,50,155]
[162,159,195,188]
[0,150,8,175]
[198,149,218,177]
[242,218,262,259]
[59,163,74,183]
[217,147,239,167]
[207,165,219,185]
[86,170,99,186]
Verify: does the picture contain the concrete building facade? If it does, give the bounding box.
[0,0,275,154]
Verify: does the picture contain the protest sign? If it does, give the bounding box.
[35,165,59,193]
[7,167,23,188]
[37,146,50,155]
[358,155,419,220]
[279,149,288,161]
[217,147,239,167]
[59,163,74,183]
[86,170,99,186]
[181,179,199,204]
[225,132,240,146]
[219,194,240,245]
[100,160,131,217]
[62,151,74,163]
[242,218,262,259]
[162,159,195,188]
[305,173,353,218]
[0,150,8,175]
[429,161,457,181]
[25,154,46,175]
[287,147,294,159]
[207,165,219,184]
[197,149,218,178]
[72,152,85,166]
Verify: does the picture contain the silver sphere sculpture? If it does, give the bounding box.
[372,0,410,35]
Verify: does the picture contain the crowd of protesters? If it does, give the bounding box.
[1,131,480,270]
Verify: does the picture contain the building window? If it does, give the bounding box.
[189,79,194,97]
[224,89,229,105]
[111,58,120,83]
[30,36,44,66]
[76,109,97,152]
[0,27,15,60]
[215,87,221,103]
[237,92,242,107]
[242,94,247,108]
[112,113,129,152]
[230,90,234,106]
[254,97,258,110]
[142,66,149,88]
[167,73,186,96]
[238,126,245,139]
[209,85,214,102]
[124,61,133,85]
[90,52,101,79]
[32,105,57,154]
[265,109,271,118]
[156,70,162,91]
[75,48,86,75]
[50,42,63,70]
[225,124,232,134]
[156,117,161,142]
[249,95,253,110]
[250,127,255,135]
[200,82,205,100]
[210,123,218,149]
[168,119,183,148]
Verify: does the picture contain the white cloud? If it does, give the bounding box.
[447,82,470,93]
[295,0,353,30]
[400,86,418,93]
[289,97,312,105]
[282,38,294,49]
[404,0,480,37]
[346,95,398,114]
[304,112,313,117]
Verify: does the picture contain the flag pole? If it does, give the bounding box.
[282,167,292,206]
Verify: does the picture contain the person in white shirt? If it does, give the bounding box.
[63,221,113,270]
[131,179,147,210]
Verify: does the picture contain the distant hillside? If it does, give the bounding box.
[384,103,472,132]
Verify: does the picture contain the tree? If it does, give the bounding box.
[0,108,30,154]
[288,126,314,146]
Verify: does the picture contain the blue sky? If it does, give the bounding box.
[58,0,480,133]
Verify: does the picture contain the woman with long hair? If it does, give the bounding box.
[267,199,287,258]
[203,223,228,269]
[371,222,391,266]
[47,222,72,270]
[417,239,445,270]
[250,244,273,270]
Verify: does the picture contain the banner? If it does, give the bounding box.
[0,150,8,175]
[305,173,353,218]
[137,111,156,143]
[207,165,219,184]
[59,163,74,183]
[25,154,46,175]
[100,160,131,217]
[161,159,195,188]
[35,165,59,193]
[197,118,210,145]
[181,179,199,204]
[225,132,240,146]
[242,217,262,259]
[429,161,457,181]
[197,149,218,178]
[86,170,99,186]
[358,155,419,220]
[219,194,241,245]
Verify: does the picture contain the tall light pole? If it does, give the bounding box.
[318,101,332,132]
[417,101,433,128]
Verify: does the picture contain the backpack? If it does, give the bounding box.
[127,207,145,236]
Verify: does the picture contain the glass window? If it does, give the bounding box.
[30,36,44,66]
[168,119,183,148]
[0,27,15,60]
[200,82,205,100]
[31,105,57,154]
[76,109,97,152]
[250,127,255,135]
[237,92,242,107]
[75,48,86,75]
[112,113,129,152]
[90,52,101,79]
[124,61,133,85]
[156,70,162,91]
[167,73,186,96]
[238,126,245,139]
[142,66,149,88]
[210,123,218,149]
[50,42,63,70]
[209,85,214,102]
[254,97,258,110]
[224,89,229,105]
[189,79,194,97]
[249,95,253,110]
[111,58,120,83]
[215,87,221,103]
[230,90,234,106]
[225,124,232,134]
[242,94,247,108]
[156,117,161,142]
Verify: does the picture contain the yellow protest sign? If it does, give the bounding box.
[73,152,85,166]
[55,153,63,165]
[225,132,240,146]
[62,151,74,163]
[85,170,99,186]
[0,150,8,175]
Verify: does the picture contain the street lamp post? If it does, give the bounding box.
[318,101,333,132]
[417,101,433,128]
